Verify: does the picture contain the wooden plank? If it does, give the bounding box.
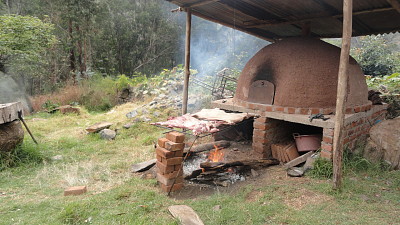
[131,159,157,172]
[333,0,353,190]
[182,8,192,115]
[284,151,314,169]
[0,102,23,124]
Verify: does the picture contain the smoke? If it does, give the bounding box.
[0,72,32,112]
[188,17,270,78]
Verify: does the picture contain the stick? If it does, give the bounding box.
[167,135,198,196]
[18,111,38,145]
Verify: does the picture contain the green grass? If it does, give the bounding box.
[0,103,399,224]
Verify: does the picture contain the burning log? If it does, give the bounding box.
[186,140,230,153]
[200,159,279,171]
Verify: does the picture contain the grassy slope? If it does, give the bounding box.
[0,103,399,225]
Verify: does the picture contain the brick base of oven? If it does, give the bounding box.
[252,106,387,161]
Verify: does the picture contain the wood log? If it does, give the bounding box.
[186,140,230,153]
[182,8,191,115]
[0,102,23,124]
[333,0,353,191]
[200,159,279,171]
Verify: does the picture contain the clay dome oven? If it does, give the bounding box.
[234,37,369,111]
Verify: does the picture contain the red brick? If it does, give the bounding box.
[264,105,273,112]
[320,150,332,160]
[157,170,183,179]
[253,129,268,138]
[166,132,185,143]
[64,186,87,196]
[287,107,296,114]
[156,146,174,158]
[159,183,183,192]
[299,108,309,115]
[321,143,333,152]
[275,106,284,112]
[253,135,269,144]
[255,117,268,123]
[157,138,169,148]
[322,108,334,115]
[323,136,333,144]
[323,128,334,137]
[248,103,257,110]
[365,104,372,111]
[174,150,183,157]
[158,156,183,166]
[252,142,269,153]
[311,108,320,114]
[253,150,270,159]
[157,173,183,186]
[345,108,354,114]
[156,161,175,174]
[354,106,361,113]
[360,105,366,112]
[165,141,185,151]
[253,122,269,130]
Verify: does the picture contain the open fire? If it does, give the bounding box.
[208,145,224,162]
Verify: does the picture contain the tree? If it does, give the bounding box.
[0,14,56,72]
[351,35,400,76]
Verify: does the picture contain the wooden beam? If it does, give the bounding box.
[182,8,192,115]
[183,0,219,8]
[244,7,393,28]
[332,0,353,190]
[387,0,400,13]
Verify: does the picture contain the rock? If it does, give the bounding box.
[367,117,400,169]
[99,129,116,140]
[168,205,205,225]
[153,111,161,117]
[158,94,166,99]
[86,122,113,133]
[51,155,63,161]
[287,167,304,177]
[250,169,259,177]
[213,205,222,211]
[143,91,148,95]
[141,117,151,122]
[0,120,24,152]
[126,110,138,118]
[149,101,157,106]
[123,123,133,129]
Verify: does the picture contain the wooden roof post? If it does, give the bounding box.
[182,8,192,115]
[333,0,353,190]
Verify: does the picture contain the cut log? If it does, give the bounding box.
[168,205,204,225]
[0,120,24,152]
[200,159,279,171]
[131,159,157,172]
[85,122,113,133]
[0,102,23,124]
[185,140,230,153]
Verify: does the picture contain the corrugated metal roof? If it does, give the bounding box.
[166,0,400,41]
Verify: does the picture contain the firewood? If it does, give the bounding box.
[200,159,279,171]
[185,140,230,153]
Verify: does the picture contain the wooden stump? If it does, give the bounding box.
[0,120,24,152]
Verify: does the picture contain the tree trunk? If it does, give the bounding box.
[69,19,76,85]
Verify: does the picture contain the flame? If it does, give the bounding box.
[208,145,224,162]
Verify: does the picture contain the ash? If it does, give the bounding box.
[183,153,207,176]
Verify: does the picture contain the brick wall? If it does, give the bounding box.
[252,117,322,159]
[320,105,387,160]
